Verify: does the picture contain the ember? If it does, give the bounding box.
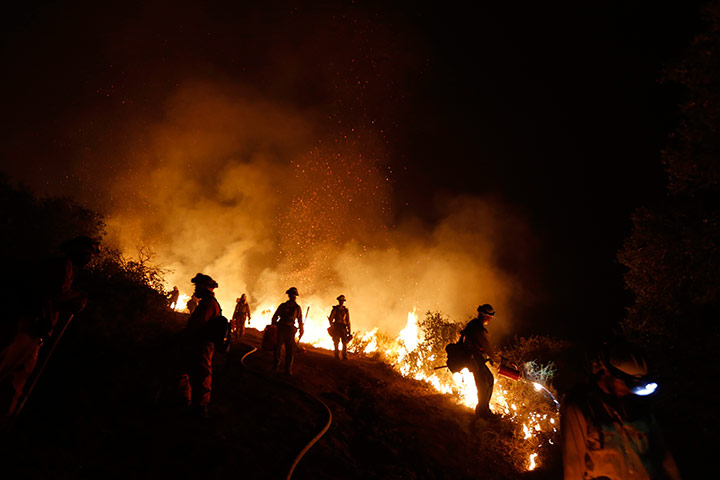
[349,311,560,472]
[283,308,560,472]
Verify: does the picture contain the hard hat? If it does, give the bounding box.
[598,341,657,396]
[337,294,346,302]
[477,304,495,316]
[286,287,299,296]
[191,273,218,289]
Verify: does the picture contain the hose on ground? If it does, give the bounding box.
[239,343,333,480]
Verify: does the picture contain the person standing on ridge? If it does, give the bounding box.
[186,295,198,314]
[168,286,180,310]
[460,303,500,421]
[231,293,251,338]
[328,294,351,360]
[271,287,303,375]
[178,273,221,419]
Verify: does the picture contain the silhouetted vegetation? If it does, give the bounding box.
[617,4,720,477]
[0,175,104,256]
[0,176,182,424]
[0,175,176,338]
[620,3,720,345]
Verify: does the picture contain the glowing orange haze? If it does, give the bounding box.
[102,81,528,338]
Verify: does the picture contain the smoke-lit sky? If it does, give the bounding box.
[0,0,705,341]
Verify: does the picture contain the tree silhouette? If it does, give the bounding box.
[617,4,720,476]
[619,4,720,346]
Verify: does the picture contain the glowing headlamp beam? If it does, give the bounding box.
[632,382,658,396]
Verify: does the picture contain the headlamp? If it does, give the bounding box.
[631,382,658,396]
[607,362,659,396]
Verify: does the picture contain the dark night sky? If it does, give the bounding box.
[0,0,706,341]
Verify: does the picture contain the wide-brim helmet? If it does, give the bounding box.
[191,273,218,289]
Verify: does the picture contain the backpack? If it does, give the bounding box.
[262,324,278,351]
[445,341,474,373]
[206,315,231,353]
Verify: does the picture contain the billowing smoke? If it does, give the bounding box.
[87,80,527,339]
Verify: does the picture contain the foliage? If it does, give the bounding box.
[618,4,720,346]
[349,330,396,357]
[418,310,464,367]
[0,174,106,260]
[80,246,177,343]
[0,177,178,344]
[660,3,720,197]
[486,336,563,472]
[499,335,569,369]
[616,6,720,476]
[619,203,720,343]
[392,311,461,378]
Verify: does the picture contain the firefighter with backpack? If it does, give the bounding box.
[271,287,303,375]
[460,303,500,421]
[231,293,251,338]
[178,273,223,419]
[328,294,352,360]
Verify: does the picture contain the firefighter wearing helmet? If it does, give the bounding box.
[459,303,500,422]
[561,340,683,479]
[271,287,304,374]
[231,293,251,338]
[178,273,222,419]
[327,294,352,360]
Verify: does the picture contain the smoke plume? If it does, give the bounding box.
[71,80,530,339]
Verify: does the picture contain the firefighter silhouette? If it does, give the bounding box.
[328,294,351,360]
[460,304,500,421]
[168,286,180,310]
[178,273,221,418]
[186,295,198,314]
[271,287,303,375]
[231,293,251,338]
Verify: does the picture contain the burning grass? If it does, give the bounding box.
[345,311,562,473]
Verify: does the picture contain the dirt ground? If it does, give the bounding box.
[3,327,561,479]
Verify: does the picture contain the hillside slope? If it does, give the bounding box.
[3,326,560,479]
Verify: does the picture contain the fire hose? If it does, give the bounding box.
[239,340,333,480]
